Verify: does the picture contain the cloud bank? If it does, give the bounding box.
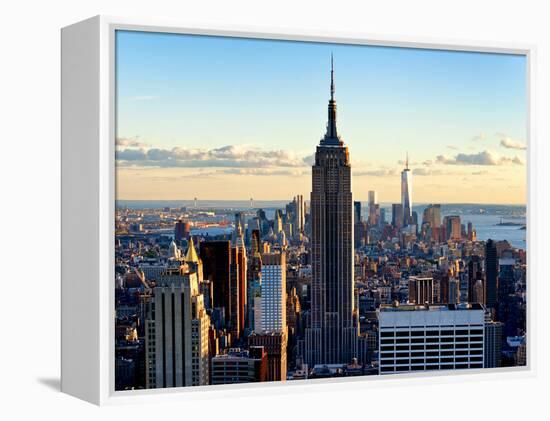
[116,144,311,169]
[436,150,524,166]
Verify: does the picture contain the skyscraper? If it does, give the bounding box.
[484,319,503,368]
[368,190,377,207]
[294,194,305,235]
[257,252,286,333]
[444,215,462,241]
[354,201,365,248]
[174,219,190,245]
[408,276,435,304]
[200,241,231,322]
[367,191,380,226]
[305,56,357,366]
[401,153,413,226]
[354,201,362,224]
[392,203,404,230]
[230,224,247,339]
[485,239,498,310]
[145,266,210,388]
[468,255,483,303]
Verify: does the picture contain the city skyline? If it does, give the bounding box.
[115,30,527,204]
[114,34,527,389]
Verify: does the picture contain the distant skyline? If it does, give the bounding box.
[115,30,527,204]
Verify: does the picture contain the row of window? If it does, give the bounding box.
[381,349,483,358]
[381,336,483,344]
[381,329,483,338]
[381,345,483,354]
[381,356,483,365]
[381,342,483,352]
[381,363,483,372]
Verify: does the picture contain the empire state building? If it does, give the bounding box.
[305,56,358,366]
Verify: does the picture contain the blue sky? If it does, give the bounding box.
[115,30,527,203]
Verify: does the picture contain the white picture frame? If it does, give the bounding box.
[61,15,536,405]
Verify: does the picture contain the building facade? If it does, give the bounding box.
[408,276,435,305]
[378,303,485,374]
[258,252,286,333]
[200,240,231,321]
[305,56,358,366]
[211,347,268,385]
[145,266,210,388]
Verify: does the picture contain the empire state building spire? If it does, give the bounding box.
[306,56,357,367]
[321,54,342,146]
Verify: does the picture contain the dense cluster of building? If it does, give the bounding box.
[114,59,527,390]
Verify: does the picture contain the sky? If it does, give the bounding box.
[115,30,527,204]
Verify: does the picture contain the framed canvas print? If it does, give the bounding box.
[61,16,535,405]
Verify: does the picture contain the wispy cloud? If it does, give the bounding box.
[471,133,487,142]
[436,150,524,166]
[116,144,309,169]
[412,168,459,176]
[446,145,459,150]
[116,137,149,148]
[500,137,526,150]
[354,168,397,177]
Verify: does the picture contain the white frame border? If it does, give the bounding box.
[64,15,537,405]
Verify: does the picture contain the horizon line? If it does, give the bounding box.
[116,199,526,206]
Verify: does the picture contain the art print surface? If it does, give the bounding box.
[114,30,527,390]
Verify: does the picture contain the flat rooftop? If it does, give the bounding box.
[379,303,484,312]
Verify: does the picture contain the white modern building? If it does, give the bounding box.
[377,303,485,374]
[256,252,286,334]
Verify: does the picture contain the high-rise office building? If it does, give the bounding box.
[497,257,517,336]
[247,230,262,331]
[484,320,503,368]
[468,255,483,303]
[392,204,404,230]
[294,194,305,235]
[448,278,461,304]
[408,276,435,304]
[145,266,210,388]
[485,239,498,310]
[378,303,485,374]
[230,225,247,339]
[200,241,231,321]
[248,332,288,382]
[354,201,364,249]
[368,190,377,207]
[422,204,441,229]
[257,252,286,333]
[354,201,362,224]
[444,215,462,241]
[305,56,358,366]
[174,219,191,245]
[401,153,413,226]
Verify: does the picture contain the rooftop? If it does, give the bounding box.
[379,303,484,312]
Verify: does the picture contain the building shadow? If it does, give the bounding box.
[37,377,61,392]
